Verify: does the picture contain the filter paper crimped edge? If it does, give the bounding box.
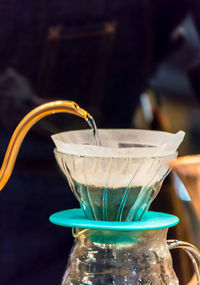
[51,129,185,158]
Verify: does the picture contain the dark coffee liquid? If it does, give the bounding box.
[71,180,157,221]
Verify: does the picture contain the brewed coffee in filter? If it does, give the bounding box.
[52,129,184,221]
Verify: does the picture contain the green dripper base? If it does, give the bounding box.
[49,209,179,244]
[49,209,179,231]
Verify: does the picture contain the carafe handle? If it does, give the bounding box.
[168,239,200,284]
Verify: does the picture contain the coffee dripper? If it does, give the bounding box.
[0,100,199,284]
[51,128,200,284]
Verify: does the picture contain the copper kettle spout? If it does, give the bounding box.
[0,100,91,191]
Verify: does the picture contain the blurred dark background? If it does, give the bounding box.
[0,0,200,284]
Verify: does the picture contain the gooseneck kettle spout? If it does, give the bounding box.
[0,100,91,191]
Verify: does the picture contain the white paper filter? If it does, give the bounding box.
[52,129,184,188]
[52,129,185,158]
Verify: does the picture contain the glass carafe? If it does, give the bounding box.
[50,209,200,285]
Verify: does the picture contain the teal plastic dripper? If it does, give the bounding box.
[52,129,184,222]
